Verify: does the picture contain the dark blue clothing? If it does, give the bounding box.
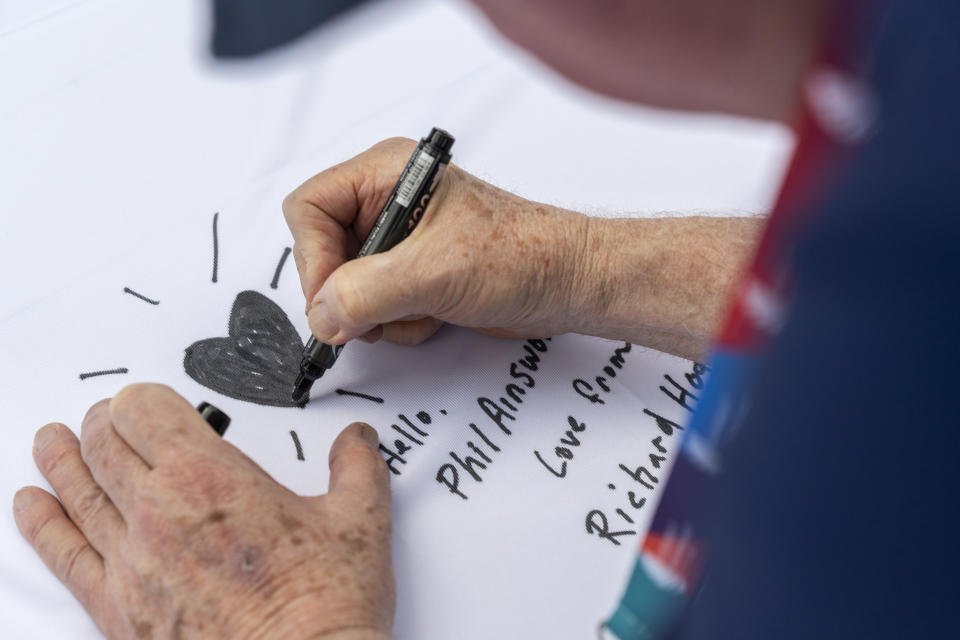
[676,1,960,637]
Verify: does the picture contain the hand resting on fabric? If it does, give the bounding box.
[13,384,393,640]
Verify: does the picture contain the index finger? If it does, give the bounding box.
[109,383,219,466]
[281,137,416,307]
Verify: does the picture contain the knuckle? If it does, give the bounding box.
[57,540,89,584]
[40,440,77,477]
[34,423,66,459]
[110,383,173,418]
[330,269,365,327]
[336,438,383,474]
[26,503,59,542]
[71,485,109,527]
[80,400,110,434]
[281,191,295,214]
[109,383,148,416]
[373,136,415,155]
[79,427,108,468]
[282,191,302,224]
[159,462,235,504]
[79,407,110,453]
[292,244,308,278]
[128,494,163,539]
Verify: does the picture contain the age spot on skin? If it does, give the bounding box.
[278,510,304,532]
[172,610,185,640]
[132,619,153,639]
[205,509,227,524]
[338,530,368,555]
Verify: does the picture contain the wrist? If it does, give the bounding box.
[555,212,605,333]
[562,216,761,359]
[563,216,637,339]
[519,203,597,336]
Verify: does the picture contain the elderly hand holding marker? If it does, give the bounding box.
[284,137,759,362]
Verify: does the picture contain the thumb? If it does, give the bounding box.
[327,422,390,504]
[308,246,431,343]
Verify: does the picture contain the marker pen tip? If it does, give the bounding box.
[291,373,313,404]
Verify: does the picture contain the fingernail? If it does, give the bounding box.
[308,301,337,341]
[34,425,57,452]
[358,424,380,447]
[13,490,35,513]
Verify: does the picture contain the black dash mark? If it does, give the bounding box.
[335,389,385,404]
[270,247,292,290]
[123,287,160,305]
[183,290,306,408]
[211,212,220,283]
[79,368,129,380]
[290,430,305,461]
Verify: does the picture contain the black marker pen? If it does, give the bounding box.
[197,401,230,436]
[291,127,455,404]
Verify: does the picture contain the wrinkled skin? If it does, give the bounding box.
[284,138,761,361]
[283,137,593,347]
[13,384,393,640]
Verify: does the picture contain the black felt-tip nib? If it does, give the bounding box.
[291,372,315,405]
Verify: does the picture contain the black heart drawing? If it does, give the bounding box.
[184,290,306,408]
